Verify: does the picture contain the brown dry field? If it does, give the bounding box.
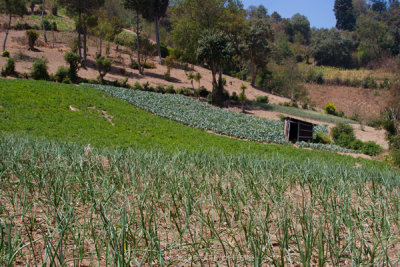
[305,83,392,119]
[0,29,390,150]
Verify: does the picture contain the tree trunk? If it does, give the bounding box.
[82,0,87,68]
[136,11,143,75]
[154,16,161,64]
[2,14,11,51]
[78,11,82,58]
[250,58,256,86]
[41,0,48,43]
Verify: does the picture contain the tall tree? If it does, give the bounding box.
[58,0,105,66]
[334,0,356,31]
[197,29,233,106]
[142,0,169,64]
[123,0,151,74]
[243,16,273,86]
[0,0,26,51]
[171,0,243,63]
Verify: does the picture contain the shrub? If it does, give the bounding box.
[176,87,194,96]
[130,59,139,69]
[390,135,400,150]
[142,82,151,91]
[361,141,383,156]
[64,52,81,82]
[314,132,331,144]
[337,133,356,148]
[95,56,112,82]
[133,81,142,90]
[42,19,52,31]
[160,42,169,58]
[31,59,49,80]
[362,76,378,89]
[1,50,10,58]
[155,85,165,94]
[324,102,337,115]
[55,66,69,83]
[391,149,400,166]
[163,72,171,81]
[195,86,208,97]
[305,68,324,84]
[256,96,269,104]
[141,61,155,69]
[1,58,15,77]
[331,123,355,143]
[165,85,175,94]
[349,139,364,151]
[230,92,238,101]
[26,30,39,50]
[296,54,304,62]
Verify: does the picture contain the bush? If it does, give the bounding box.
[133,81,142,90]
[130,59,139,69]
[362,76,378,89]
[55,66,69,83]
[1,58,15,77]
[296,54,304,62]
[31,59,49,80]
[163,72,171,81]
[390,135,400,150]
[336,133,356,148]
[165,85,175,94]
[142,61,155,69]
[1,50,10,58]
[64,52,80,82]
[331,123,355,143]
[95,56,112,82]
[160,42,169,58]
[314,132,331,144]
[391,149,400,166]
[256,96,269,104]
[361,141,383,156]
[155,85,165,94]
[176,87,194,96]
[230,92,238,101]
[195,86,209,97]
[324,102,337,115]
[349,139,364,151]
[26,30,39,50]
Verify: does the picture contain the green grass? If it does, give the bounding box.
[30,8,75,31]
[0,79,384,167]
[250,100,357,124]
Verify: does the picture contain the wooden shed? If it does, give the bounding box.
[284,117,314,143]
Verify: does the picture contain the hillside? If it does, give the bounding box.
[0,78,399,266]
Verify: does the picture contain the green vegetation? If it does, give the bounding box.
[30,58,49,80]
[0,78,362,163]
[250,100,356,124]
[0,132,398,265]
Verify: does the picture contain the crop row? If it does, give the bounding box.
[87,84,357,153]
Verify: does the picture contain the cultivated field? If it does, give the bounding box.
[0,79,399,265]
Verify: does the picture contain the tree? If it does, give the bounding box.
[197,29,233,106]
[239,83,246,113]
[286,13,310,44]
[142,0,169,64]
[58,0,105,67]
[0,0,26,51]
[171,0,244,63]
[310,28,354,67]
[194,72,202,88]
[187,72,195,91]
[96,56,112,82]
[123,0,152,75]
[41,0,48,43]
[356,15,387,64]
[282,57,305,102]
[243,16,273,86]
[334,0,356,31]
